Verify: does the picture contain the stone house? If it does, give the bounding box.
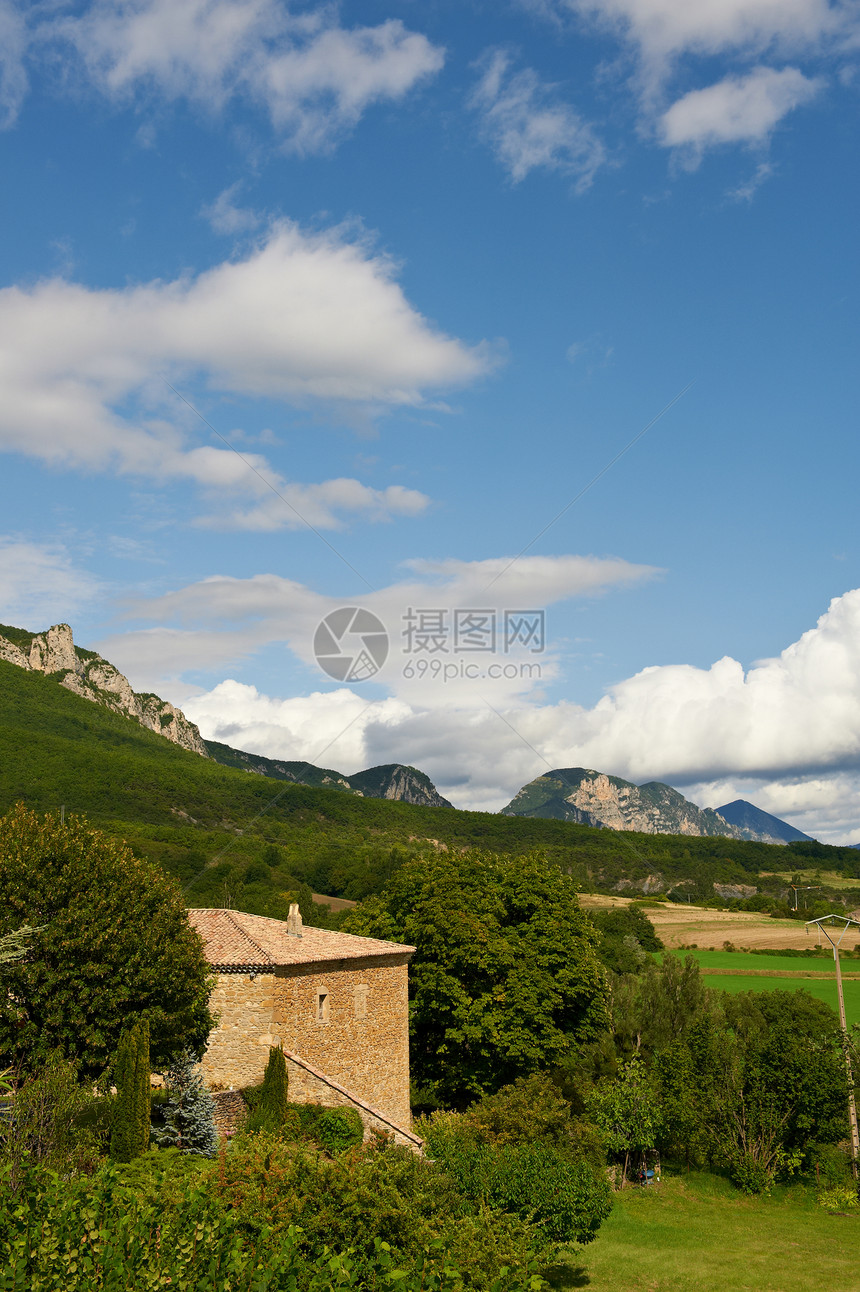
[188,905,418,1144]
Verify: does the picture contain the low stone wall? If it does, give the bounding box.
[283,1049,422,1151]
[210,1052,422,1151]
[211,1089,247,1139]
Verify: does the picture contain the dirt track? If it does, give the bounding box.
[578,893,860,951]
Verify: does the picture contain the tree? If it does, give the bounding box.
[248,1045,289,1133]
[110,1020,151,1163]
[588,1054,662,1185]
[343,849,608,1104]
[711,990,849,1191]
[151,1049,218,1157]
[0,805,214,1078]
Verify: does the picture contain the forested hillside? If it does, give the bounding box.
[2,658,859,921]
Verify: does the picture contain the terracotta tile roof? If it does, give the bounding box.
[187,908,414,970]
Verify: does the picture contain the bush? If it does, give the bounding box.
[0,1139,551,1290]
[316,1107,364,1153]
[0,1052,102,1189]
[422,1111,612,1251]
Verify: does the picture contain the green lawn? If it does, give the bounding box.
[658,949,860,1025]
[664,948,842,974]
[549,1173,859,1291]
[703,972,860,1026]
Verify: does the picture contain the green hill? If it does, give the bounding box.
[2,658,859,920]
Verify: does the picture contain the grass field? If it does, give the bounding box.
[663,948,850,974]
[658,948,860,1025]
[703,973,860,1025]
[550,1173,859,1291]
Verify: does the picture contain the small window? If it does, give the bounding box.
[316,990,330,1023]
[354,985,368,1020]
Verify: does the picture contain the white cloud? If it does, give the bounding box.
[659,66,821,153]
[186,680,411,772]
[42,0,444,152]
[0,221,490,521]
[104,583,860,837]
[726,159,776,201]
[555,0,847,76]
[99,552,657,701]
[201,183,262,235]
[0,1,27,128]
[0,538,101,627]
[530,0,850,169]
[470,50,605,185]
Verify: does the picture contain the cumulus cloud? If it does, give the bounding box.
[0,538,101,627]
[28,0,444,152]
[529,0,850,168]
[470,50,605,185]
[186,680,411,772]
[659,66,821,154]
[103,583,860,836]
[0,221,490,521]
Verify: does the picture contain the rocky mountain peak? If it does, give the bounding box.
[0,621,208,757]
[502,766,743,838]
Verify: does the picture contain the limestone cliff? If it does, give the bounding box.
[502,767,743,839]
[0,622,208,757]
[347,765,454,808]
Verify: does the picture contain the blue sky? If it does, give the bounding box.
[0,1,859,837]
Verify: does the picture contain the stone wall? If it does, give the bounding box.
[200,971,278,1090]
[273,955,412,1131]
[200,954,413,1134]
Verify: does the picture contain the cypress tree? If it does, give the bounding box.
[110,1019,151,1161]
[151,1049,218,1157]
[250,1045,289,1133]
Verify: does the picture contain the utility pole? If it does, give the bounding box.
[806,914,860,1178]
[791,884,819,911]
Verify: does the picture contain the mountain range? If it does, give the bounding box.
[0,620,812,846]
[0,622,451,810]
[500,767,812,846]
[2,621,856,921]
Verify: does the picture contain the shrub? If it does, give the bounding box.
[0,1138,552,1290]
[316,1106,364,1153]
[422,1112,612,1251]
[0,1052,101,1189]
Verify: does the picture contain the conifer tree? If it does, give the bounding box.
[151,1049,218,1157]
[250,1044,289,1133]
[110,1020,151,1162]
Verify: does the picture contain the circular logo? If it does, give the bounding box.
[313,606,389,682]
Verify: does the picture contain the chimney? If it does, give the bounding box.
[287,903,303,937]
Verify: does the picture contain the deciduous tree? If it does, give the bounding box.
[0,805,213,1078]
[344,849,608,1104]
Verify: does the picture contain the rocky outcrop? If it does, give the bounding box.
[0,622,208,757]
[348,765,454,808]
[502,767,743,839]
[713,882,758,901]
